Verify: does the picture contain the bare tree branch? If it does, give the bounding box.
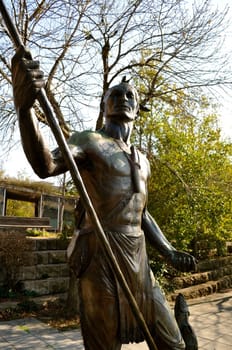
[0,0,231,147]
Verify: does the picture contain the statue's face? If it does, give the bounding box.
[104,83,139,122]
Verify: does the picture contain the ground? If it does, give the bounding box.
[0,297,81,331]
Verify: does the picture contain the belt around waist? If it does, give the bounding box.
[102,224,143,234]
[80,224,143,235]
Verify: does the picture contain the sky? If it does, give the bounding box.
[1,0,232,183]
[213,0,232,138]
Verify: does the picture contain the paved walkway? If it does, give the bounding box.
[0,290,231,349]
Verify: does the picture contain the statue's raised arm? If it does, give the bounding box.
[11,46,87,178]
[11,46,63,177]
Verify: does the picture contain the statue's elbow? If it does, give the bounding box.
[33,164,53,179]
[34,162,63,179]
[37,172,49,179]
[34,168,49,179]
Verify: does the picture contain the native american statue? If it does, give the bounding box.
[11,41,198,349]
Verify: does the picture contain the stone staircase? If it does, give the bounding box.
[19,237,70,296]
[167,255,232,302]
[1,234,232,305]
[18,241,232,300]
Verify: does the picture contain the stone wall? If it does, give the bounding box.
[0,234,70,297]
[21,237,70,296]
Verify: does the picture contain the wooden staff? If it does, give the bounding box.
[0,1,158,349]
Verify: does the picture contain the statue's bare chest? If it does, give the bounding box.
[94,139,142,177]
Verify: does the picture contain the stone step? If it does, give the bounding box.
[19,263,69,280]
[197,256,232,272]
[24,250,67,265]
[22,276,70,296]
[167,274,232,302]
[172,264,232,289]
[0,293,68,311]
[28,237,69,251]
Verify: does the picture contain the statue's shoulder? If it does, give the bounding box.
[68,130,102,146]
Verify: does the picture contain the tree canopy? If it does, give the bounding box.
[134,68,232,258]
[0,0,231,147]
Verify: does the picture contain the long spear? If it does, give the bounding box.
[0,2,158,349]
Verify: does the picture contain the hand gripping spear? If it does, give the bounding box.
[0,1,158,349]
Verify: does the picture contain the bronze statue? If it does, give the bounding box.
[12,46,197,350]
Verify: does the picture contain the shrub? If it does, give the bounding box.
[0,232,32,294]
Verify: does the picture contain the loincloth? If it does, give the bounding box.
[70,228,157,343]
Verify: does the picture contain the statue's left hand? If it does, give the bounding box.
[166,250,197,272]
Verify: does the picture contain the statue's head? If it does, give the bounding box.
[103,79,139,122]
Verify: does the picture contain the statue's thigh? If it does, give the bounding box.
[79,278,121,350]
